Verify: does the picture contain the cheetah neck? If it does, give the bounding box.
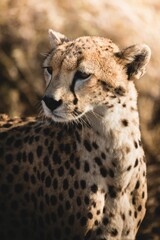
[86,82,142,155]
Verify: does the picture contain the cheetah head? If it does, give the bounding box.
[42,30,151,122]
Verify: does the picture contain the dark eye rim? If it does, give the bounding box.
[42,66,53,75]
[74,70,91,80]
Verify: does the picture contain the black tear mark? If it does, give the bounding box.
[70,73,78,105]
[114,86,126,96]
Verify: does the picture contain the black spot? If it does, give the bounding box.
[103,217,109,225]
[115,86,125,96]
[84,196,90,205]
[64,160,70,169]
[75,157,80,169]
[92,142,98,149]
[80,216,87,226]
[63,179,69,190]
[76,197,81,206]
[65,200,71,210]
[127,165,132,171]
[134,141,138,149]
[84,140,92,152]
[73,98,78,105]
[52,151,61,164]
[31,175,36,184]
[24,172,29,182]
[108,185,117,198]
[134,211,137,218]
[94,220,99,226]
[16,152,22,161]
[15,184,23,193]
[101,152,106,159]
[75,131,81,143]
[68,188,74,198]
[28,136,34,144]
[64,144,71,154]
[6,136,14,145]
[96,228,102,235]
[14,139,22,148]
[35,135,39,142]
[84,161,90,172]
[134,159,138,168]
[122,119,128,127]
[43,128,50,135]
[7,173,14,182]
[37,145,43,157]
[50,195,57,206]
[45,176,51,187]
[5,154,13,164]
[74,180,79,189]
[142,191,145,199]
[94,157,102,166]
[87,212,93,219]
[43,156,49,166]
[111,228,118,236]
[109,168,114,178]
[80,180,86,189]
[91,184,98,193]
[69,167,75,176]
[132,197,136,205]
[53,178,58,189]
[12,165,19,174]
[135,180,140,189]
[100,167,108,177]
[45,194,50,205]
[138,140,142,146]
[122,213,125,220]
[28,152,34,164]
[138,205,142,211]
[58,166,64,177]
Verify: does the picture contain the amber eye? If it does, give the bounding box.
[74,70,91,80]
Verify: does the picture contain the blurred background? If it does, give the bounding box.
[0,0,160,239]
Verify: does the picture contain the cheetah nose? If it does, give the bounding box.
[42,96,63,111]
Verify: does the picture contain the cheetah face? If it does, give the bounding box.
[42,30,151,123]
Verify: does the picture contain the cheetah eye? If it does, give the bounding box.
[44,66,53,75]
[43,66,53,85]
[74,70,91,80]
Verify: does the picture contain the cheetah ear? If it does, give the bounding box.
[116,44,151,80]
[48,29,69,49]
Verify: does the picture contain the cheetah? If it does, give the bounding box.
[0,30,151,240]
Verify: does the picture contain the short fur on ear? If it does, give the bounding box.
[48,29,69,49]
[116,44,151,80]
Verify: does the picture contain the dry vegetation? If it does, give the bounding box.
[0,0,160,239]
